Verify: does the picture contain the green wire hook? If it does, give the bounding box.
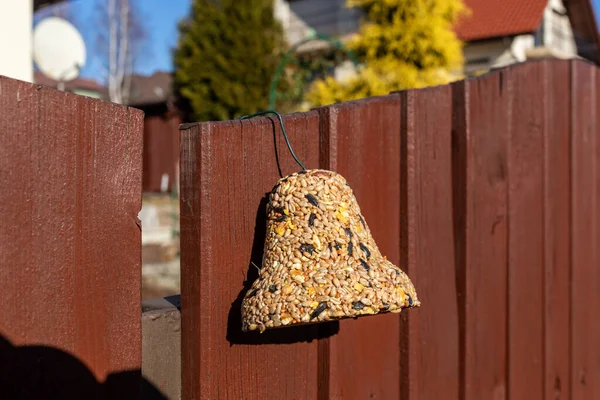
[268,33,360,110]
[236,110,307,171]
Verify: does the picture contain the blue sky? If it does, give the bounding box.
[35,0,600,83]
[34,0,191,82]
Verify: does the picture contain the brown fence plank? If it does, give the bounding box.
[596,65,600,400]
[453,71,509,400]
[400,86,458,400]
[142,111,181,192]
[180,112,321,400]
[570,60,598,400]
[317,96,402,400]
[0,77,143,398]
[506,62,545,399]
[543,60,572,400]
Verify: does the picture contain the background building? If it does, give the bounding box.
[277,0,600,75]
[0,0,33,82]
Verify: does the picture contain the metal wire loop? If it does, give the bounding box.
[236,110,307,171]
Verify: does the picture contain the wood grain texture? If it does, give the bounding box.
[142,110,181,192]
[506,62,545,399]
[317,96,403,400]
[0,77,143,399]
[542,60,571,400]
[596,65,600,400]
[570,60,598,400]
[454,71,509,400]
[400,86,459,400]
[180,113,321,400]
[176,59,598,400]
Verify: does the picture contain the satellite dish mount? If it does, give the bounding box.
[32,17,87,91]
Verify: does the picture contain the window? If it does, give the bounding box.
[465,57,490,76]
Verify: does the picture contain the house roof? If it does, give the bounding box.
[34,71,105,93]
[567,0,600,62]
[455,0,600,62]
[34,0,64,11]
[455,0,548,41]
[128,72,173,107]
[34,71,175,106]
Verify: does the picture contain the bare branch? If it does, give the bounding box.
[108,0,120,103]
[93,0,146,104]
[122,47,133,105]
[115,0,130,104]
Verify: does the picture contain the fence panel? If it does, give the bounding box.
[570,60,599,400]
[316,96,403,400]
[505,61,546,399]
[143,111,181,192]
[399,85,459,400]
[179,59,600,400]
[179,112,321,400]
[542,60,572,400]
[455,70,510,400]
[0,76,143,399]
[596,65,600,399]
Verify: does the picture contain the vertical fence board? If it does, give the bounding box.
[506,62,545,399]
[591,67,600,396]
[570,60,598,400]
[317,96,402,400]
[454,71,509,400]
[543,60,572,400]
[400,86,459,400]
[180,113,321,400]
[142,112,181,192]
[596,65,600,400]
[0,77,143,398]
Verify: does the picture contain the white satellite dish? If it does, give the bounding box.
[33,17,86,84]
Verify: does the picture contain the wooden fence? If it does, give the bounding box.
[0,76,145,399]
[180,59,600,400]
[1,58,599,400]
[141,106,181,193]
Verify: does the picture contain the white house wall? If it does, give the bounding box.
[276,0,360,50]
[542,0,577,57]
[0,0,33,82]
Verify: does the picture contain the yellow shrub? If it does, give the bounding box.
[306,0,468,107]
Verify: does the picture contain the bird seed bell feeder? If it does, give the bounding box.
[239,111,420,333]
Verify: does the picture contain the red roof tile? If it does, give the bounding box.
[456,0,548,41]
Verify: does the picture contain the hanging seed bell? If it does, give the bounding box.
[242,169,419,332]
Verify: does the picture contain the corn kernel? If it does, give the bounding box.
[275,223,285,236]
[397,287,406,303]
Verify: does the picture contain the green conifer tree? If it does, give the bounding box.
[174,0,285,121]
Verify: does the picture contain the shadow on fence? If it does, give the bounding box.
[0,77,145,399]
[0,336,166,400]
